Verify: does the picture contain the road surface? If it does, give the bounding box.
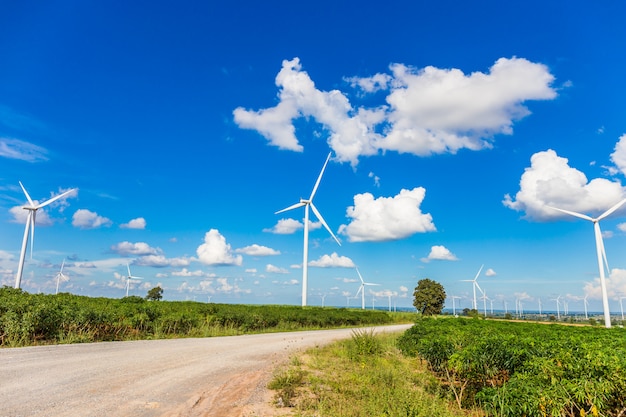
[0,324,412,416]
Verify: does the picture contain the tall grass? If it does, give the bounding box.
[268,330,478,417]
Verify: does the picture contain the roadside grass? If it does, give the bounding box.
[268,329,481,417]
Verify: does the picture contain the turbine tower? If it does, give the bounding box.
[355,268,380,310]
[275,152,341,306]
[548,198,626,328]
[460,265,484,310]
[14,182,76,289]
[55,259,69,294]
[125,263,143,297]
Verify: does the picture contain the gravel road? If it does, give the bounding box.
[0,324,412,417]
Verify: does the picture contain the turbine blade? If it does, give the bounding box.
[365,282,381,286]
[474,264,484,281]
[19,181,35,207]
[547,206,593,222]
[355,285,363,297]
[595,222,610,274]
[475,282,483,294]
[36,188,76,209]
[356,268,365,284]
[309,152,332,201]
[597,198,626,221]
[60,259,65,273]
[275,201,306,214]
[127,263,132,277]
[310,203,341,246]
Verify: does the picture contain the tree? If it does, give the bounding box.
[145,286,163,301]
[413,278,446,316]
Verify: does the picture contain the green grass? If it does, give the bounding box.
[268,330,479,417]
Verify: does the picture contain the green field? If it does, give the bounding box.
[0,286,410,347]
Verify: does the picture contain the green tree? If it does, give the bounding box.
[145,286,163,301]
[413,278,446,315]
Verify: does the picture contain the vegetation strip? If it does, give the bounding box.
[0,287,411,347]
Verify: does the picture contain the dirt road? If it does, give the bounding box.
[0,324,412,416]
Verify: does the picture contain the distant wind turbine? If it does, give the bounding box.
[460,265,484,310]
[55,259,69,294]
[275,152,341,306]
[125,263,143,297]
[355,268,380,310]
[450,295,462,316]
[551,295,561,320]
[620,296,626,321]
[14,182,76,289]
[583,295,589,320]
[548,198,626,328]
[480,290,488,317]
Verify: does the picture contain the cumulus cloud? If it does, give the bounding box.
[266,264,289,274]
[135,255,191,268]
[110,241,160,256]
[120,217,146,229]
[610,134,626,176]
[420,245,458,262]
[309,252,355,268]
[264,218,303,234]
[584,268,626,301]
[234,57,556,166]
[0,137,48,162]
[72,209,112,229]
[504,149,626,221]
[485,268,497,277]
[235,244,280,256]
[171,268,215,278]
[196,229,243,266]
[339,187,436,242]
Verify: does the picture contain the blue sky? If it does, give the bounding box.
[2,1,626,312]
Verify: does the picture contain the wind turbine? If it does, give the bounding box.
[450,295,462,316]
[14,182,76,289]
[551,295,561,320]
[460,265,484,310]
[355,268,380,310]
[275,152,341,306]
[620,296,626,321]
[548,198,626,328]
[125,263,143,297]
[55,259,69,294]
[538,298,543,316]
[583,295,589,320]
[480,290,488,317]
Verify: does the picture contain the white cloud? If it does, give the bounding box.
[504,149,626,221]
[368,172,380,187]
[339,187,436,242]
[110,241,160,256]
[72,209,112,229]
[234,57,556,166]
[235,244,280,256]
[120,217,146,229]
[135,255,191,268]
[0,137,48,162]
[171,268,215,278]
[309,252,355,268]
[485,268,497,277]
[266,264,289,274]
[264,218,303,234]
[420,245,458,262]
[380,58,556,157]
[610,134,626,176]
[196,229,243,266]
[584,268,626,301]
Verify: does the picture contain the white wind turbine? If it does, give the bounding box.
[480,290,488,317]
[583,295,589,320]
[620,296,626,321]
[125,263,143,297]
[14,182,76,289]
[275,152,341,307]
[450,295,462,316]
[548,198,626,328]
[552,295,561,320]
[355,268,380,310]
[460,265,484,310]
[55,259,69,294]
